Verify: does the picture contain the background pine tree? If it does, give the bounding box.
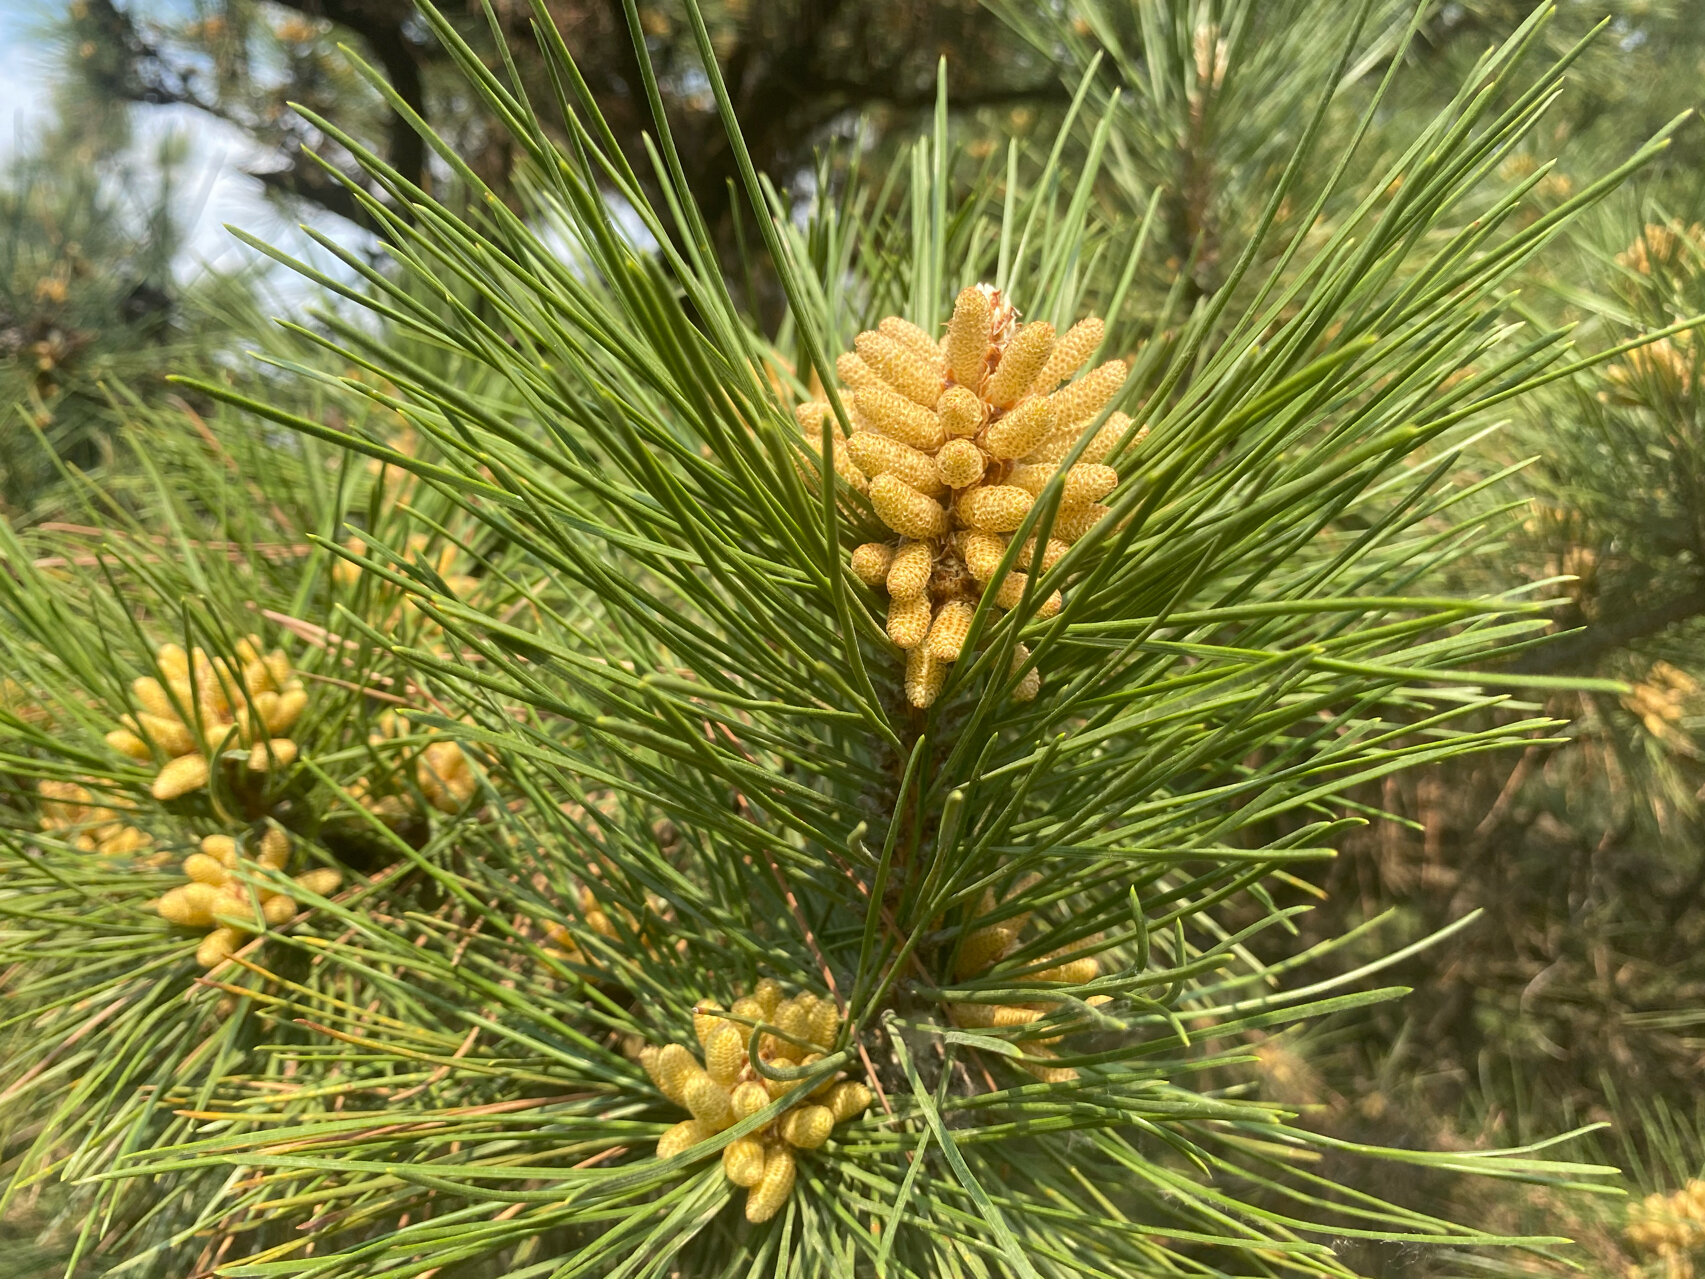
[0,93,260,519]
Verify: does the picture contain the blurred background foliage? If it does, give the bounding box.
[4,0,1705,1275]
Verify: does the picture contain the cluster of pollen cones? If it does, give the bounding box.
[152,828,341,969]
[797,284,1142,708]
[1626,1178,1705,1259]
[642,981,870,1223]
[104,637,308,800]
[948,878,1110,1083]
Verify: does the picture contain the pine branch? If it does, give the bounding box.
[4,2,1675,1274]
[1512,577,1705,673]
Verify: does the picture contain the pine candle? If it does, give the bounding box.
[640,980,871,1223]
[798,286,1144,707]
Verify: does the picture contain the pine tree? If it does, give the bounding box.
[1,1,1685,1275]
[65,0,1061,252]
[0,97,256,519]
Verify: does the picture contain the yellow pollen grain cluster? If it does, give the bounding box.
[1026,411,1143,465]
[1009,462,1119,507]
[849,542,894,587]
[542,882,668,970]
[1010,644,1041,702]
[331,533,482,632]
[879,541,934,606]
[1606,333,1696,399]
[956,485,1035,533]
[1050,503,1116,544]
[853,385,945,451]
[417,738,477,813]
[1031,317,1104,394]
[945,286,992,389]
[886,593,933,649]
[870,475,949,540]
[926,599,976,662]
[152,828,341,969]
[885,540,935,602]
[349,710,479,822]
[1080,413,1142,465]
[36,780,151,856]
[1015,537,1069,573]
[879,315,938,356]
[856,331,942,408]
[1616,219,1705,275]
[847,433,945,496]
[1626,1179,1705,1258]
[835,352,879,391]
[984,397,1056,461]
[948,880,1111,1083]
[640,984,872,1224]
[985,322,1056,408]
[905,645,945,709]
[934,437,986,489]
[937,385,985,439]
[991,574,1061,617]
[833,285,1138,706]
[795,401,870,495]
[2,678,50,726]
[106,637,308,802]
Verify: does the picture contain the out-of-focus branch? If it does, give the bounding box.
[252,158,384,233]
[79,0,425,229]
[268,0,428,196]
[75,0,1068,260]
[1512,576,1705,674]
